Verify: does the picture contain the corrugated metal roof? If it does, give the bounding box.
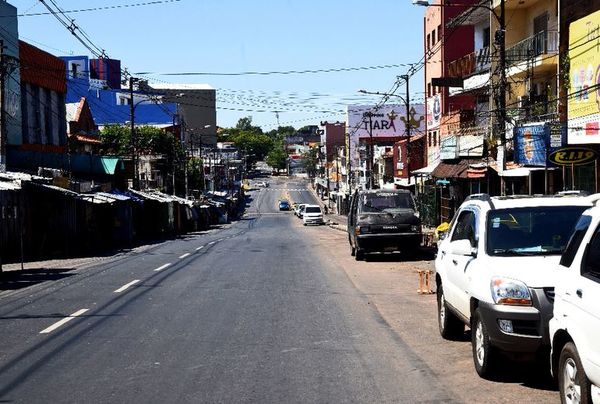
[431,159,483,179]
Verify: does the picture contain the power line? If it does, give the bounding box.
[137,63,415,77]
[2,0,182,18]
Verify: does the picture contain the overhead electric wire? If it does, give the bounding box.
[137,63,414,77]
[3,0,182,17]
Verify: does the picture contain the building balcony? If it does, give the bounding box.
[448,47,491,78]
[506,30,558,68]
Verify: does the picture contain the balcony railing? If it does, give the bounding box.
[448,46,491,78]
[506,30,559,66]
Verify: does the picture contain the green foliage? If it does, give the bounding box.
[99,124,130,155]
[266,140,287,170]
[99,124,183,159]
[301,147,319,178]
[187,157,204,191]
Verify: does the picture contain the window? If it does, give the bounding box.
[438,24,442,42]
[483,27,490,48]
[486,206,588,256]
[583,224,600,280]
[427,83,432,97]
[561,215,592,267]
[427,34,431,50]
[451,210,477,247]
[432,29,436,45]
[71,63,78,78]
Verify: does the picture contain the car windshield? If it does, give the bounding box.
[486,206,588,256]
[358,192,415,213]
[305,207,321,213]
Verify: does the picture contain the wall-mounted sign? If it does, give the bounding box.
[514,124,549,166]
[427,94,441,130]
[568,9,600,144]
[440,135,458,160]
[548,147,597,166]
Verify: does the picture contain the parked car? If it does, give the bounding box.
[255,181,269,188]
[550,199,600,404]
[295,204,307,218]
[347,189,421,260]
[303,205,324,226]
[435,194,592,379]
[278,200,290,211]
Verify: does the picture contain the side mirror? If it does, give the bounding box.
[450,239,477,257]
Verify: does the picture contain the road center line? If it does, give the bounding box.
[208,241,215,245]
[153,263,171,272]
[179,253,191,259]
[114,279,141,293]
[39,309,89,334]
[195,246,204,251]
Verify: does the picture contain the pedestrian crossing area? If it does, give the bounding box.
[256,188,308,192]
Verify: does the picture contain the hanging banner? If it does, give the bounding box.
[514,124,549,166]
[427,94,441,130]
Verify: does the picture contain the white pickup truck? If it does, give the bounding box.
[550,202,600,404]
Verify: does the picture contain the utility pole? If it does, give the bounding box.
[0,40,6,173]
[497,0,507,195]
[367,111,374,189]
[401,74,411,180]
[129,76,138,190]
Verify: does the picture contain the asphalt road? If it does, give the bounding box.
[0,177,456,403]
[0,176,560,403]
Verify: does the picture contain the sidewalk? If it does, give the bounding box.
[307,185,348,233]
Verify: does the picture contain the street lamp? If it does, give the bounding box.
[414,0,507,192]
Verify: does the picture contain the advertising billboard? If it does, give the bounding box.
[347,104,425,171]
[568,9,600,144]
[514,124,549,166]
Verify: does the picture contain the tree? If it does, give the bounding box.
[266,140,287,171]
[301,147,319,178]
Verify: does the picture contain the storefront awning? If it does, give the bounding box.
[431,159,492,179]
[499,167,557,177]
[412,162,439,176]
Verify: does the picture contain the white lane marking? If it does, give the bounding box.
[196,246,204,251]
[40,309,89,334]
[179,253,191,259]
[114,279,141,293]
[217,238,224,242]
[208,241,215,245]
[154,263,171,272]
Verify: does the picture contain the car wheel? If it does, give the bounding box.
[471,308,497,379]
[355,249,364,261]
[437,285,464,340]
[559,342,592,404]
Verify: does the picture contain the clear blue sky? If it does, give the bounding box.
[14,0,426,131]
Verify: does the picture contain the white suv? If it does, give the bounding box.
[303,205,324,226]
[550,201,600,404]
[435,194,592,379]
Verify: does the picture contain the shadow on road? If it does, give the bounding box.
[363,247,436,262]
[0,268,76,291]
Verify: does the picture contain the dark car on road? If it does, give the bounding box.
[348,189,422,260]
[278,200,290,211]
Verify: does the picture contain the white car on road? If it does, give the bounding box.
[303,205,324,226]
[550,200,600,404]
